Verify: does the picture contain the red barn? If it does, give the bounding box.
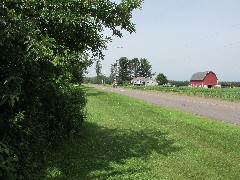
[190,71,218,88]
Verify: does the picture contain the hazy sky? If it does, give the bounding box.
[88,0,240,81]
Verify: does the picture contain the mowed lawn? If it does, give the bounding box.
[41,86,240,179]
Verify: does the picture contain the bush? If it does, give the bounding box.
[0,79,86,178]
[0,0,142,178]
[0,142,19,179]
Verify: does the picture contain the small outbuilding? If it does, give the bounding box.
[190,71,218,88]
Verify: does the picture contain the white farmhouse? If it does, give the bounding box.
[132,77,158,86]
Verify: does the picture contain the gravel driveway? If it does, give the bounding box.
[86,85,240,125]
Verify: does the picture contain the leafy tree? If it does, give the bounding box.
[137,58,153,78]
[110,62,118,83]
[129,58,140,78]
[0,0,143,178]
[156,73,168,85]
[95,60,102,84]
[118,57,130,84]
[111,57,154,84]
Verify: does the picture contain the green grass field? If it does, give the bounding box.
[122,85,240,102]
[36,86,240,179]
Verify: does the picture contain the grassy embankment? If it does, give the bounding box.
[36,86,240,179]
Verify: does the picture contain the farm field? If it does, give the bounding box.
[35,86,240,179]
[122,85,240,101]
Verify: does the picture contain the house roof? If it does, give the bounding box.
[190,71,211,81]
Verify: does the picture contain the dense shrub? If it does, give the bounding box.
[0,78,87,178]
[0,0,142,178]
[0,2,87,177]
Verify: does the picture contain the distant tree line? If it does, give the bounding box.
[168,80,190,87]
[84,60,240,87]
[219,81,240,87]
[83,58,191,87]
[84,57,155,85]
[83,76,112,85]
[110,57,154,84]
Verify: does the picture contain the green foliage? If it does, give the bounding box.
[0,0,143,178]
[118,57,130,84]
[129,58,140,78]
[111,57,153,85]
[168,80,190,87]
[83,76,112,85]
[95,60,102,84]
[156,73,168,85]
[110,62,118,83]
[102,76,112,85]
[0,142,19,179]
[137,58,153,78]
[83,77,95,84]
[219,81,240,87]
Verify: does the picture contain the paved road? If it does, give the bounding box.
[86,85,240,125]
